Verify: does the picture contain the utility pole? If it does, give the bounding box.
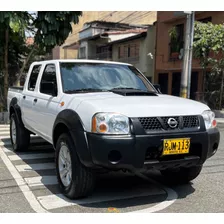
[180,11,195,98]
[187,11,195,98]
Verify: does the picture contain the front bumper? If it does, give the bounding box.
[85,127,220,172]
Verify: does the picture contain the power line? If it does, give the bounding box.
[117,11,139,23]
[99,11,117,21]
[68,11,117,38]
[122,11,152,24]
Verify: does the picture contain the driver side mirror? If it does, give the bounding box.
[153,84,162,93]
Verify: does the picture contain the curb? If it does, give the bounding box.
[216,118,224,128]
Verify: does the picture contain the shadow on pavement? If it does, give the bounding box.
[1,136,197,210]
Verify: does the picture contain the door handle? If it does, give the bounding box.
[34,99,37,103]
[23,96,26,99]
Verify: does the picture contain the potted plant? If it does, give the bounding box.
[169,26,180,59]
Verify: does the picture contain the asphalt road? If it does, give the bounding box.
[0,124,223,213]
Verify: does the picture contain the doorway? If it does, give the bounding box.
[171,72,198,99]
[158,73,168,94]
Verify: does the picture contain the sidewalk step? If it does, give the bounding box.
[0,125,9,129]
[0,131,10,136]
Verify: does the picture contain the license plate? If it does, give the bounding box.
[162,138,190,156]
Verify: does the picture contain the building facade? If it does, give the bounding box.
[112,27,156,80]
[76,21,156,81]
[155,11,224,100]
[52,11,157,60]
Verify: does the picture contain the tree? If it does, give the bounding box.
[0,12,31,106]
[0,14,31,110]
[193,21,224,109]
[0,11,82,110]
[15,11,82,85]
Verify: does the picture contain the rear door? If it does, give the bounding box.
[33,63,61,142]
[21,64,42,131]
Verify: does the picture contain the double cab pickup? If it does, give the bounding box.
[7,59,220,199]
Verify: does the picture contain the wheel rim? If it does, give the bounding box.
[58,144,72,187]
[11,118,16,145]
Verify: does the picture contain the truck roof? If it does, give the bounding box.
[33,59,132,66]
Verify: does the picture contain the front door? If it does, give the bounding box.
[190,72,199,100]
[158,73,168,94]
[171,72,198,100]
[171,72,181,97]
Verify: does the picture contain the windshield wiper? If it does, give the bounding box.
[64,88,109,94]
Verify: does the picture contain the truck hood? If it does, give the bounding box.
[70,92,210,131]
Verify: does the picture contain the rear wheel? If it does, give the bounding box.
[55,133,95,199]
[10,113,30,151]
[160,165,203,184]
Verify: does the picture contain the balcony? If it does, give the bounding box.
[169,41,184,61]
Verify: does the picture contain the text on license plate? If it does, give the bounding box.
[162,138,190,155]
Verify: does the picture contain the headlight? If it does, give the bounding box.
[202,110,217,129]
[91,113,130,134]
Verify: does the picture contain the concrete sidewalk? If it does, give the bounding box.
[216,118,224,128]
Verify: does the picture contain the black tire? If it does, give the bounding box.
[160,165,203,184]
[55,133,95,199]
[10,113,30,151]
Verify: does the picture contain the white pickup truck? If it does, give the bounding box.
[7,59,220,199]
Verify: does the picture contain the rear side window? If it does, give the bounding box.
[28,65,42,91]
[40,64,58,96]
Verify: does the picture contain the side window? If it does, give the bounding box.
[28,65,42,91]
[40,64,58,96]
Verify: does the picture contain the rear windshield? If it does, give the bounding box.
[59,62,155,92]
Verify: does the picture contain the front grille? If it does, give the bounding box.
[138,117,161,130]
[183,116,199,128]
[138,115,200,133]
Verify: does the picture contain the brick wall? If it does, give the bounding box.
[156,11,224,72]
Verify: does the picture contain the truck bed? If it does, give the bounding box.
[7,86,24,112]
[9,86,23,91]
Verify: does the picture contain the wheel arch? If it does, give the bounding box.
[9,97,24,127]
[53,109,93,167]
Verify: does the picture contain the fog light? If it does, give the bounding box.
[108,150,121,164]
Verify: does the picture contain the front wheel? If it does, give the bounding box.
[55,133,95,199]
[160,165,203,184]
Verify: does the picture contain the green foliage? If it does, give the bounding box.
[169,26,179,52]
[193,21,224,66]
[33,11,82,50]
[169,26,178,40]
[193,21,224,109]
[0,11,82,110]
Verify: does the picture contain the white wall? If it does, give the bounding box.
[108,33,138,42]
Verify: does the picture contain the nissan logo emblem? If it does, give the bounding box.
[167,118,178,128]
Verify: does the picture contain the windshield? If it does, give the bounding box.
[59,62,155,93]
